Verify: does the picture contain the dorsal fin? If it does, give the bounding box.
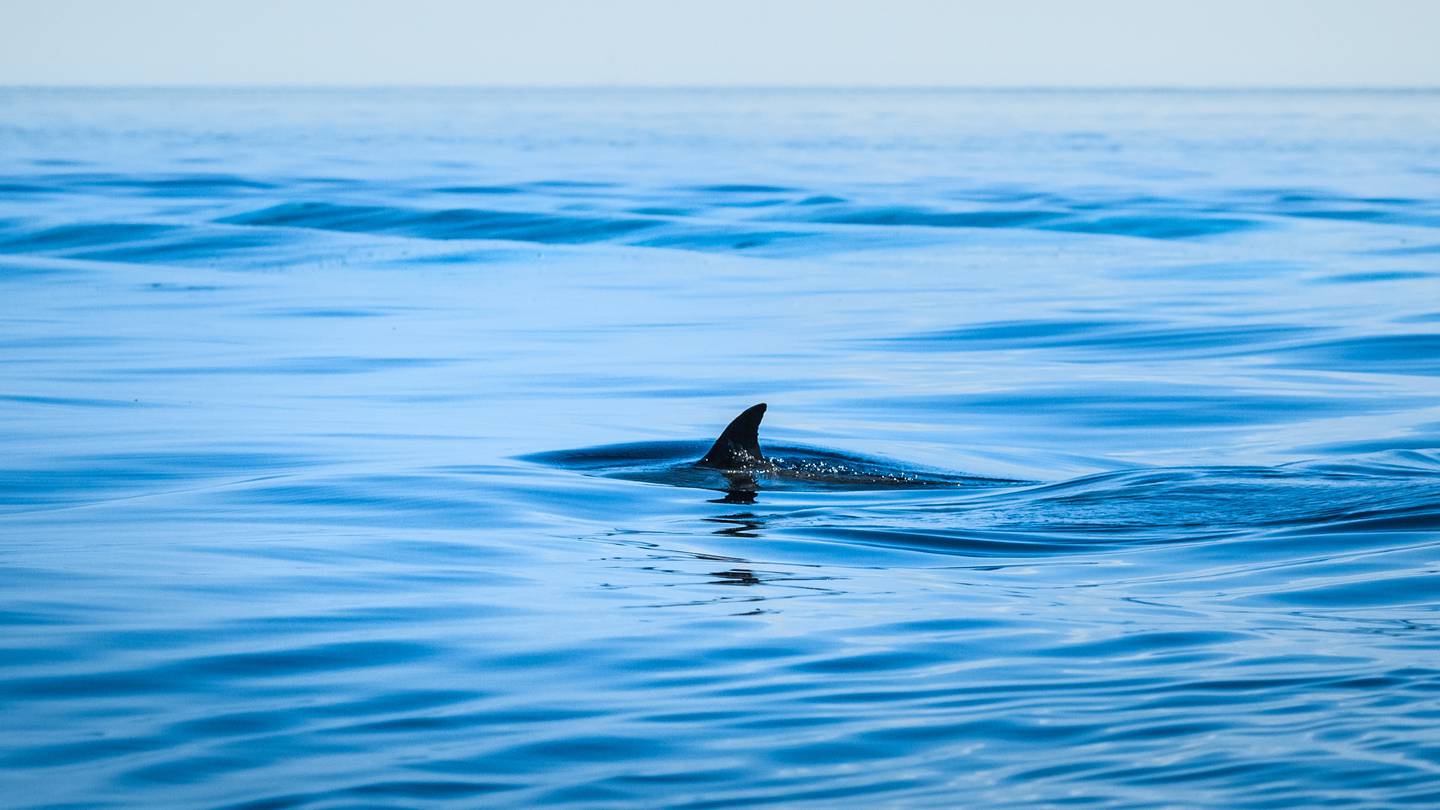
[698,403,767,468]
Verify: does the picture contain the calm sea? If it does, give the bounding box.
[2,88,1439,808]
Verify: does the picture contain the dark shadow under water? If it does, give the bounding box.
[522,440,1440,559]
[521,440,1025,499]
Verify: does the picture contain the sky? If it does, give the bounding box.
[2,0,1438,87]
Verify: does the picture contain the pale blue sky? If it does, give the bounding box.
[2,0,1438,87]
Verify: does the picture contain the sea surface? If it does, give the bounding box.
[2,88,1439,808]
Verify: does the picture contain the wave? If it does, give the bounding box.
[1274,334,1440,376]
[879,318,1440,379]
[882,319,1323,357]
[0,172,276,198]
[206,198,1267,256]
[217,202,664,245]
[213,201,900,255]
[740,451,1440,561]
[803,204,1263,239]
[856,383,1368,429]
[0,222,176,252]
[4,176,1434,271]
[0,450,312,513]
[520,427,1440,558]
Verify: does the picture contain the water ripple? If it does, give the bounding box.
[3,87,1439,810]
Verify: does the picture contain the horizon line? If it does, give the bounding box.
[4,82,1440,92]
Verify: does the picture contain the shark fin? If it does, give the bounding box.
[698,403,767,468]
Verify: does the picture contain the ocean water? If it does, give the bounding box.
[2,87,1439,808]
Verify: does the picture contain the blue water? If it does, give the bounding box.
[2,88,1439,808]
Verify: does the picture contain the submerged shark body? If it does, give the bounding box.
[526,403,1022,496]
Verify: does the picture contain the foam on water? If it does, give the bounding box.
[2,88,1440,809]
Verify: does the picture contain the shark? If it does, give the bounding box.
[524,403,1022,498]
[698,402,770,469]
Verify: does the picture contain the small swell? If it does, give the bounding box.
[0,222,176,253]
[431,184,525,195]
[1312,270,1435,284]
[1245,190,1440,231]
[0,219,316,268]
[67,230,286,264]
[216,201,859,255]
[91,356,448,381]
[0,394,150,408]
[803,204,1260,239]
[1370,243,1440,256]
[0,182,51,196]
[1044,214,1259,239]
[1286,209,1440,229]
[217,202,663,245]
[863,384,1363,429]
[632,228,814,252]
[812,205,1069,230]
[1275,334,1440,376]
[221,472,505,528]
[0,450,312,512]
[0,172,276,199]
[777,450,1440,557]
[882,319,1325,357]
[689,184,798,193]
